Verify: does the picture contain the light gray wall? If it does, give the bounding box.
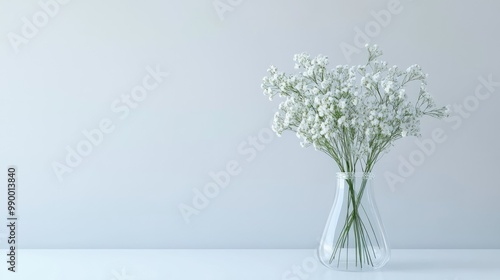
[0,0,499,249]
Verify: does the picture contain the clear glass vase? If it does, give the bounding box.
[317,172,390,271]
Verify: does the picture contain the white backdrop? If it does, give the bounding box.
[0,0,499,249]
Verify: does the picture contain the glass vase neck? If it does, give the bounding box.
[336,172,374,180]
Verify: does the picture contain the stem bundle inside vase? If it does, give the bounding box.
[330,176,377,269]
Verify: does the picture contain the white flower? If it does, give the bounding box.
[261,45,448,173]
[383,81,394,93]
[398,89,406,99]
[338,99,347,109]
[338,116,346,126]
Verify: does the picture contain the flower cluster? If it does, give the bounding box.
[261,45,448,172]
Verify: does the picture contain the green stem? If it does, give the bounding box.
[328,175,381,269]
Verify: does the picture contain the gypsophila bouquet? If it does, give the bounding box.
[261,45,448,271]
[261,45,448,173]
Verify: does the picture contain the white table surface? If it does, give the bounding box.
[0,249,499,280]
